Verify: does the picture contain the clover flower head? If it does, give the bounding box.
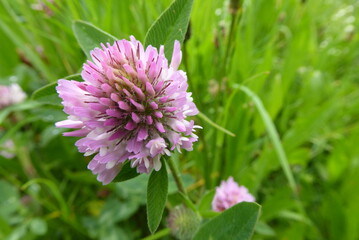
[56,36,200,184]
[212,177,255,212]
[0,83,26,109]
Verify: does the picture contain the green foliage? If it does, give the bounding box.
[194,202,261,240]
[144,0,193,58]
[238,85,297,197]
[31,74,82,105]
[146,159,168,234]
[0,0,359,239]
[73,20,117,59]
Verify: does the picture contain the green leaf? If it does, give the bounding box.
[113,161,140,182]
[64,73,83,82]
[73,20,117,59]
[147,159,168,234]
[193,202,261,240]
[31,74,82,105]
[144,0,193,58]
[31,82,57,101]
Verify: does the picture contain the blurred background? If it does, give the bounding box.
[0,0,359,239]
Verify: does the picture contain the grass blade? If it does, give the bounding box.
[238,85,297,194]
[198,112,235,137]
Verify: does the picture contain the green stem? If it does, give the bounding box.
[141,228,170,240]
[167,157,201,217]
[222,3,241,74]
[198,112,235,137]
[167,157,187,195]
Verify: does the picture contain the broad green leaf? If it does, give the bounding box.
[193,202,261,240]
[63,74,83,81]
[144,0,193,58]
[31,82,57,101]
[147,159,168,233]
[113,161,140,182]
[73,20,117,59]
[31,74,82,105]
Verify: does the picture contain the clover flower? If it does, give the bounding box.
[212,177,255,212]
[56,36,199,184]
[0,83,26,109]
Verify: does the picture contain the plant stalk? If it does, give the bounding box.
[167,156,187,196]
[141,228,171,240]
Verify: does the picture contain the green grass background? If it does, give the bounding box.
[0,0,359,239]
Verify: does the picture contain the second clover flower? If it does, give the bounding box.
[56,36,200,184]
[212,177,255,212]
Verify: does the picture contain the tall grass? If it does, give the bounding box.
[0,0,359,239]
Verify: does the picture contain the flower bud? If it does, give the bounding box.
[167,205,201,240]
